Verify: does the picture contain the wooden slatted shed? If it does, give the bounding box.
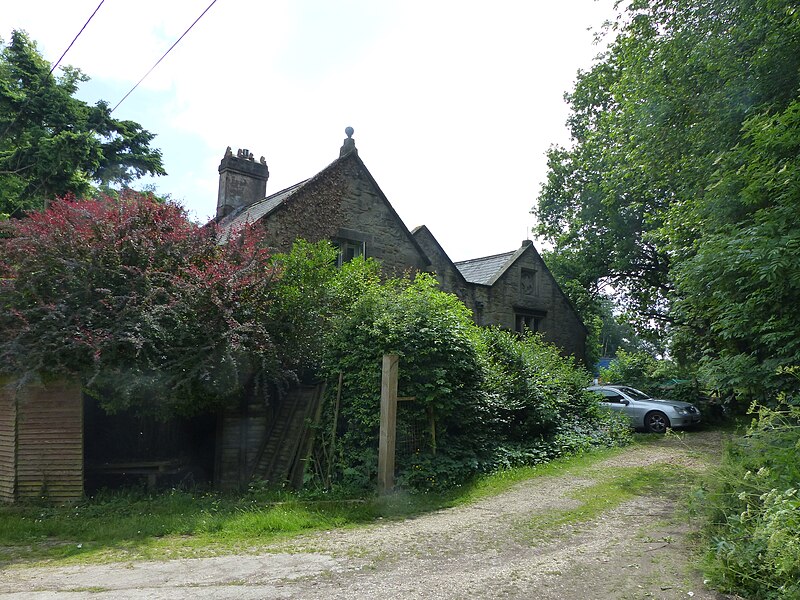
[0,378,83,503]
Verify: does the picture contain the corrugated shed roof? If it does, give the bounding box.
[216,179,310,242]
[454,251,516,285]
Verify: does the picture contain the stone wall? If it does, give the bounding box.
[412,226,475,310]
[262,154,430,276]
[479,247,587,362]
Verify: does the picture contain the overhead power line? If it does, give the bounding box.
[50,0,106,74]
[110,0,220,114]
[1,0,105,142]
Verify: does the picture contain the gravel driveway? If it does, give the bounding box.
[1,431,738,599]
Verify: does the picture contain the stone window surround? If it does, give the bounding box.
[332,228,372,266]
[520,267,540,297]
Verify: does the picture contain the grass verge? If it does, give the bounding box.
[525,462,698,537]
[0,433,686,567]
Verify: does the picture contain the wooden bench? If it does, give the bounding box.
[88,460,183,491]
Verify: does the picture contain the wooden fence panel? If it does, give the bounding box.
[14,380,83,503]
[0,380,16,502]
[214,394,269,491]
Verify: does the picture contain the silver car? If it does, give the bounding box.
[587,385,702,433]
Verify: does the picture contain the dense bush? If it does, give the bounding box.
[265,239,382,378]
[0,193,287,416]
[312,275,631,492]
[0,196,364,418]
[476,327,631,473]
[315,272,486,491]
[698,401,800,599]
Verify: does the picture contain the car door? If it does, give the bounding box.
[615,388,652,426]
[596,389,633,422]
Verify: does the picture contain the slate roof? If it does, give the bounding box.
[454,251,516,285]
[216,179,310,242]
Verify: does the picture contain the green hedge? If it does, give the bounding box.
[311,272,631,493]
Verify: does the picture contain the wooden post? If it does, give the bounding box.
[378,354,399,494]
[428,406,437,456]
[326,372,343,488]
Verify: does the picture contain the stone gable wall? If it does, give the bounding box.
[477,250,587,363]
[261,156,429,276]
[412,228,474,309]
[338,160,429,276]
[255,168,347,251]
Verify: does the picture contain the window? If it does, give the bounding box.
[515,313,543,333]
[598,390,625,403]
[332,238,365,267]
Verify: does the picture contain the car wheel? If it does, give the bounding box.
[644,411,670,434]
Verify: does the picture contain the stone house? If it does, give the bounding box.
[1,130,589,503]
[215,132,430,277]
[216,128,587,363]
[413,227,587,361]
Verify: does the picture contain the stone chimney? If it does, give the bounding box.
[216,147,269,220]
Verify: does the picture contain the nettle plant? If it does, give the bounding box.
[0,192,283,417]
[700,399,800,600]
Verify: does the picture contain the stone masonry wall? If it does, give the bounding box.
[261,155,430,275]
[411,227,474,310]
[481,249,587,363]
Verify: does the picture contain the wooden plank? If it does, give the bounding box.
[378,354,399,494]
[289,383,326,489]
[0,381,16,502]
[15,380,83,503]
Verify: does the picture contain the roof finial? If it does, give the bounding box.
[340,126,357,157]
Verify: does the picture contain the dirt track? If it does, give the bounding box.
[0,431,738,599]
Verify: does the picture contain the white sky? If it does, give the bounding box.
[3,0,616,262]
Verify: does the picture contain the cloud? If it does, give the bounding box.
[4,0,616,259]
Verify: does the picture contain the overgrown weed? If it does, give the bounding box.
[695,402,800,600]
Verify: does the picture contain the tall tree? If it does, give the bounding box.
[0,30,165,218]
[534,0,800,397]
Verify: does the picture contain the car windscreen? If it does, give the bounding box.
[616,387,651,401]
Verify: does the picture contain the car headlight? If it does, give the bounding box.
[675,408,690,415]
